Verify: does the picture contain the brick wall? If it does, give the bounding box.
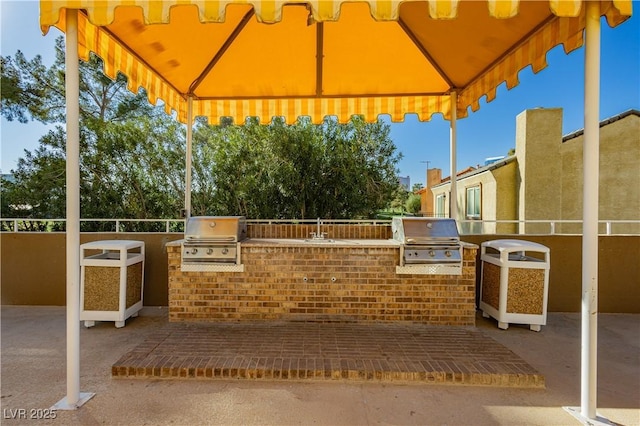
[168,244,477,325]
[247,223,392,239]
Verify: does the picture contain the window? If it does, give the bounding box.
[435,194,446,218]
[466,186,481,219]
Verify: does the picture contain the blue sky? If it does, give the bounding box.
[1,1,639,186]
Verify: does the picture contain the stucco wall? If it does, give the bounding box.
[460,172,497,234]
[431,160,517,234]
[515,108,564,234]
[419,168,442,216]
[559,112,640,234]
[421,109,638,235]
[0,233,182,306]
[514,108,639,235]
[431,184,450,217]
[492,160,519,234]
[462,235,640,314]
[2,232,638,313]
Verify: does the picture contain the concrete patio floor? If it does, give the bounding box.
[1,306,638,426]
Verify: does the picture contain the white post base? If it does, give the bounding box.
[563,407,613,426]
[52,392,95,411]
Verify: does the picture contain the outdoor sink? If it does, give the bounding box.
[302,239,356,245]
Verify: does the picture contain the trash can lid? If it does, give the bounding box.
[481,239,549,253]
[80,240,144,250]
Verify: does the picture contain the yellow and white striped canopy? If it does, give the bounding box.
[40,0,632,124]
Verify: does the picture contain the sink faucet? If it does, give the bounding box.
[310,218,328,240]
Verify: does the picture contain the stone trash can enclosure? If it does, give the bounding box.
[80,240,145,328]
[479,239,550,331]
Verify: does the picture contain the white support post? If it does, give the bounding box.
[184,96,193,220]
[449,91,458,220]
[580,1,601,420]
[565,2,605,424]
[53,8,94,410]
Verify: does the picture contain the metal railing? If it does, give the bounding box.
[1,218,639,235]
[456,219,640,236]
[247,218,391,225]
[1,218,185,233]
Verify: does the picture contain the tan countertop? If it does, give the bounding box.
[461,241,480,249]
[167,239,478,249]
[242,238,401,248]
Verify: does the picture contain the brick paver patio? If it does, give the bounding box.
[112,322,543,387]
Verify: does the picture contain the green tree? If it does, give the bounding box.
[389,184,409,214]
[2,38,403,222]
[1,37,179,229]
[1,37,152,125]
[86,115,185,221]
[405,193,422,215]
[191,116,402,219]
[0,56,31,123]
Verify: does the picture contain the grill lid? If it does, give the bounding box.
[184,216,247,243]
[392,217,460,245]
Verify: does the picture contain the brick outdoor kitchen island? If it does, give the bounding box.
[167,236,478,326]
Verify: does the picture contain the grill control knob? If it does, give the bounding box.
[222,248,229,255]
[429,250,435,257]
[191,248,198,255]
[445,250,452,257]
[207,248,214,255]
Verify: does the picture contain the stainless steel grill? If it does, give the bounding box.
[392,217,462,270]
[182,216,246,264]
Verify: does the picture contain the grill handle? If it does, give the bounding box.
[185,236,236,243]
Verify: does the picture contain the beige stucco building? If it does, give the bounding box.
[424,108,640,234]
[416,167,444,217]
